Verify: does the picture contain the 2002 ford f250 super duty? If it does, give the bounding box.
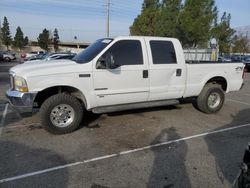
[6,36,245,134]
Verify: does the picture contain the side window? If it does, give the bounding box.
[150,41,177,64]
[103,40,143,66]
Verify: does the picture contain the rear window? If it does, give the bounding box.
[150,41,177,64]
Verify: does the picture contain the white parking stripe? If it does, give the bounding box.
[0,103,9,137]
[5,124,32,129]
[0,162,84,183]
[232,170,242,187]
[227,99,250,106]
[242,93,250,97]
[0,122,250,183]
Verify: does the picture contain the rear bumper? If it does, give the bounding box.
[6,90,37,117]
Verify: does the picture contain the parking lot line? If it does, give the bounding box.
[0,103,9,137]
[227,98,250,106]
[242,93,250,97]
[0,122,250,184]
[4,124,34,129]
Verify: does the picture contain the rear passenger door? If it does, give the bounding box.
[145,38,186,100]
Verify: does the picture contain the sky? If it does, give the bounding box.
[0,0,249,42]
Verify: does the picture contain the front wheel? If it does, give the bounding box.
[4,57,11,62]
[40,94,83,134]
[195,83,225,114]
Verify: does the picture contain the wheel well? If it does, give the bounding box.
[34,86,87,108]
[205,77,227,91]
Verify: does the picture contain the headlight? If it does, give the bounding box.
[14,76,29,92]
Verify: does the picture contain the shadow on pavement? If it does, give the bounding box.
[107,105,181,117]
[205,108,250,186]
[83,105,182,129]
[147,127,191,188]
[0,141,69,188]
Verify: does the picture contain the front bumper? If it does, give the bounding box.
[6,90,37,117]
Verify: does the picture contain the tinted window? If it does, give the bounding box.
[73,38,113,64]
[150,41,176,64]
[104,40,143,66]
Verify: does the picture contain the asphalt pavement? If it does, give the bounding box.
[0,61,250,188]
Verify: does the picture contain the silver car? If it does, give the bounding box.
[1,51,16,62]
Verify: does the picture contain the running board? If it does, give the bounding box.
[92,99,180,114]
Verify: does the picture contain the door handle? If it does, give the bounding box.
[143,70,148,78]
[176,69,182,77]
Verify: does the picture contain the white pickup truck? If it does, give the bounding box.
[6,36,244,134]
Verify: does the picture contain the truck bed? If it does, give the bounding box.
[183,61,244,98]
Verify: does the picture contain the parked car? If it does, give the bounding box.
[21,51,44,61]
[25,53,48,61]
[0,51,3,61]
[218,55,232,62]
[46,53,76,60]
[24,52,76,63]
[1,51,16,62]
[242,56,250,72]
[6,36,244,134]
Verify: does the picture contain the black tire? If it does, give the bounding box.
[4,57,11,62]
[40,93,83,134]
[238,171,250,188]
[196,83,225,114]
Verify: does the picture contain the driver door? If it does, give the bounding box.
[93,39,149,107]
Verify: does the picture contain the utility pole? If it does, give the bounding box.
[0,18,2,45]
[106,0,110,37]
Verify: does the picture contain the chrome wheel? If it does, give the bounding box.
[50,104,75,128]
[208,92,221,109]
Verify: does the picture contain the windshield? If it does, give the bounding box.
[72,38,113,64]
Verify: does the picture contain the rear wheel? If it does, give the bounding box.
[196,83,225,114]
[40,93,83,134]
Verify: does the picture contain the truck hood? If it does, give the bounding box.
[10,59,88,78]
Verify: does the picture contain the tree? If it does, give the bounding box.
[37,28,50,51]
[211,12,235,54]
[178,0,217,47]
[53,28,60,52]
[130,0,160,36]
[13,26,24,51]
[24,36,29,46]
[232,34,250,54]
[1,16,12,50]
[155,0,182,37]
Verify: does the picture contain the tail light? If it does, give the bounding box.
[21,53,26,58]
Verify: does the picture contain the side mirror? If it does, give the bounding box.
[96,57,106,69]
[105,52,119,69]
